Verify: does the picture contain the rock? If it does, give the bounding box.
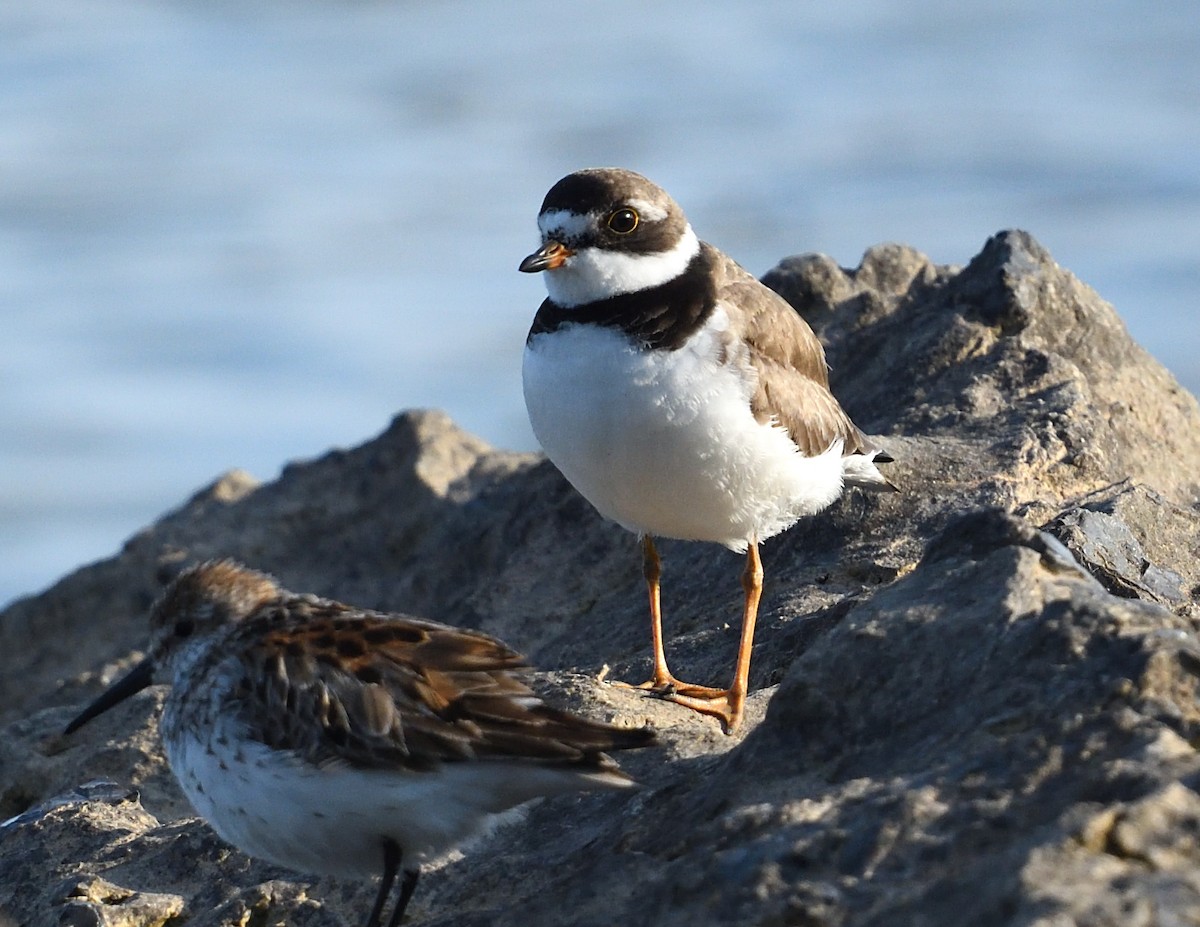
[2,230,1199,926]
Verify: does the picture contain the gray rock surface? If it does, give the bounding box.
[2,230,1199,926]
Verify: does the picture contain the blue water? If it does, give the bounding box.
[2,0,1197,607]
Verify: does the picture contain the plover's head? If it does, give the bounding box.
[63,560,281,734]
[519,168,700,308]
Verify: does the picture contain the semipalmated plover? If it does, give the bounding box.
[521,168,893,734]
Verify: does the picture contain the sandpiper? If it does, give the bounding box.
[64,560,655,927]
[521,167,894,734]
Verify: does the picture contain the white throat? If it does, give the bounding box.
[543,224,700,308]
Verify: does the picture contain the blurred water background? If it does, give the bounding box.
[2,0,1197,607]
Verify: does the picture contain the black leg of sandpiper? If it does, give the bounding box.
[366,839,402,927]
[385,869,420,927]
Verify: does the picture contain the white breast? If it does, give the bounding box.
[161,711,613,880]
[522,307,847,551]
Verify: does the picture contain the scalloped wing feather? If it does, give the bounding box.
[223,597,652,774]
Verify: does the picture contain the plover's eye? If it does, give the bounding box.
[606,208,639,235]
[174,620,194,638]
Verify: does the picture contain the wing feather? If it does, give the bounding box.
[223,597,653,773]
[709,246,880,459]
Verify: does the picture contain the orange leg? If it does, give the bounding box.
[660,541,761,734]
[613,537,762,734]
[613,536,725,697]
[642,533,672,688]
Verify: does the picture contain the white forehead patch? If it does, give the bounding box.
[538,197,671,242]
[542,224,700,308]
[626,198,668,222]
[538,209,594,241]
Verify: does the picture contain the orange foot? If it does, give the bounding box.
[660,689,743,734]
[610,675,723,698]
[610,676,743,734]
